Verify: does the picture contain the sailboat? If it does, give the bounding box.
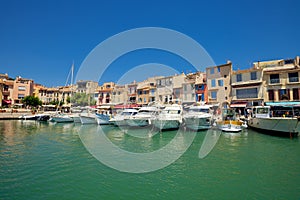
[49,63,76,123]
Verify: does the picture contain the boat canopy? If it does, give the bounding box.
[265,101,300,106]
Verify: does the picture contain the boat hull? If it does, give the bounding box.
[126,119,150,127]
[50,116,74,123]
[152,119,180,131]
[248,117,299,137]
[217,120,242,132]
[80,115,97,124]
[95,114,111,125]
[184,117,211,130]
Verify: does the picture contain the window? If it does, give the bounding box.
[293,88,299,100]
[18,94,25,99]
[211,79,216,87]
[174,89,180,98]
[157,80,161,86]
[236,74,242,82]
[270,74,280,84]
[225,87,227,90]
[250,72,257,80]
[184,85,187,91]
[151,89,155,96]
[288,72,299,83]
[18,86,26,91]
[211,91,217,99]
[218,80,223,86]
[217,67,220,72]
[210,68,214,74]
[279,89,289,100]
[144,98,146,103]
[268,90,274,101]
[138,90,142,95]
[236,88,258,99]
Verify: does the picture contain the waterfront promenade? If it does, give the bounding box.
[0,109,32,119]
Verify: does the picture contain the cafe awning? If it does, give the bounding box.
[2,100,12,104]
[230,103,247,108]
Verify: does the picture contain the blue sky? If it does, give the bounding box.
[0,0,299,87]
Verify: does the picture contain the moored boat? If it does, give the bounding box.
[216,108,243,132]
[109,108,138,126]
[80,113,97,124]
[183,104,213,130]
[152,104,183,131]
[49,114,74,123]
[248,105,299,137]
[126,106,158,127]
[95,113,111,125]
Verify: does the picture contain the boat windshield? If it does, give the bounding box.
[162,110,181,114]
[122,112,137,116]
[257,107,269,114]
[138,110,153,114]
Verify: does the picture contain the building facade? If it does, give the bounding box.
[136,77,157,105]
[231,67,264,107]
[96,82,115,105]
[256,57,300,103]
[127,82,137,104]
[206,62,232,108]
[156,76,173,104]
[111,85,128,105]
[11,77,34,105]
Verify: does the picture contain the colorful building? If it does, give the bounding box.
[96,82,115,105]
[206,62,232,108]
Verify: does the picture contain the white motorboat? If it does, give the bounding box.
[69,113,81,123]
[19,113,50,121]
[183,105,213,130]
[216,108,243,132]
[248,105,299,137]
[80,113,97,124]
[126,106,158,127]
[95,113,111,125]
[152,104,183,131]
[49,113,74,123]
[109,108,138,126]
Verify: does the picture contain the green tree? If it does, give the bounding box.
[22,96,42,107]
[66,96,71,104]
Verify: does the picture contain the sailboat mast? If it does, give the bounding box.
[71,61,74,86]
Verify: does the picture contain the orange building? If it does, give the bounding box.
[12,76,34,105]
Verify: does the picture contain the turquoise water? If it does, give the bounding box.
[0,120,300,199]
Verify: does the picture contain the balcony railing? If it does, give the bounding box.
[270,78,280,84]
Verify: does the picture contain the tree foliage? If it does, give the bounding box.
[22,96,42,107]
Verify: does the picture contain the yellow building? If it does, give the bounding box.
[255,57,300,103]
[231,67,264,107]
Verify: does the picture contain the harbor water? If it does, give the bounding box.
[0,120,300,199]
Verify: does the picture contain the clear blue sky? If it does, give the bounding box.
[0,0,299,87]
